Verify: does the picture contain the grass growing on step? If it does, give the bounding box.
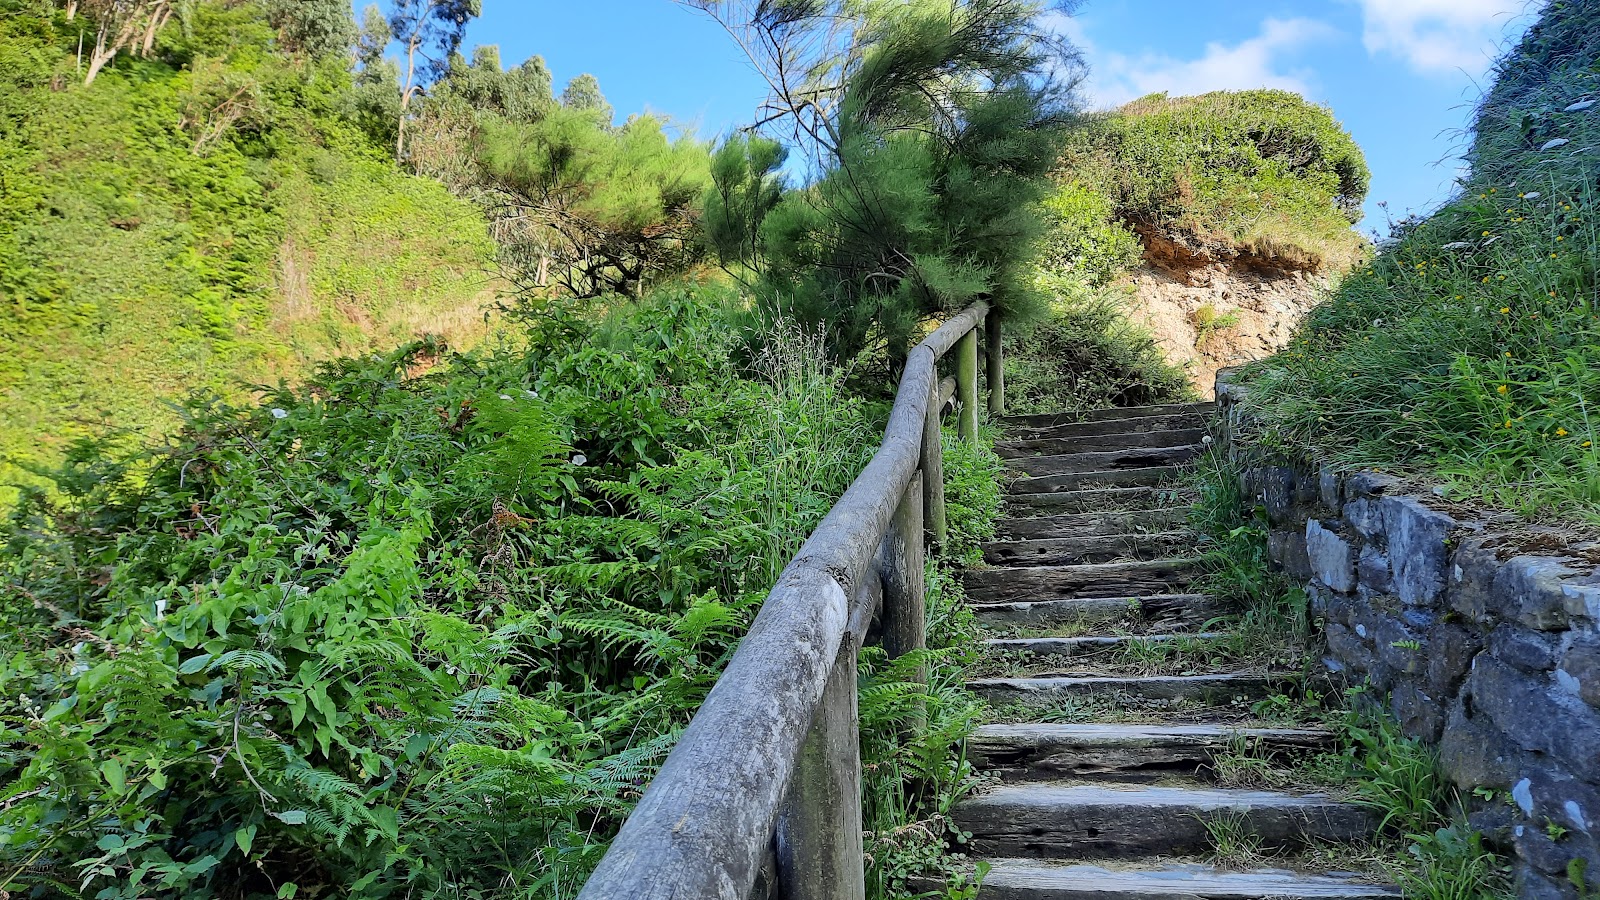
[1198,809,1268,868]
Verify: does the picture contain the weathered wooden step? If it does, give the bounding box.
[968,673,1289,707]
[996,510,1191,541]
[984,633,1228,658]
[1005,487,1182,517]
[1004,403,1213,430]
[967,723,1334,783]
[972,593,1226,631]
[964,559,1202,605]
[1011,467,1185,495]
[954,782,1375,859]
[1006,413,1208,442]
[976,861,1399,900]
[997,428,1209,458]
[1008,445,1204,478]
[982,532,1197,567]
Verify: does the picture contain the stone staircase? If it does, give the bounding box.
[954,402,1398,900]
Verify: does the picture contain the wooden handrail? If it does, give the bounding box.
[577,302,995,900]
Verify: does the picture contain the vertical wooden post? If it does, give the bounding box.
[882,472,927,682]
[957,327,979,444]
[921,383,948,548]
[985,308,1005,417]
[775,638,865,900]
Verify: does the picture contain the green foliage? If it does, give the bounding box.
[265,0,359,59]
[701,134,789,278]
[1062,89,1370,272]
[0,0,497,506]
[1237,2,1600,521]
[696,0,1077,364]
[0,281,881,898]
[560,74,613,126]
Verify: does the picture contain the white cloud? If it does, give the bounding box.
[1354,0,1530,74]
[1054,16,1338,109]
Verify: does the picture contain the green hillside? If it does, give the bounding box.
[1237,1,1600,521]
[0,2,498,503]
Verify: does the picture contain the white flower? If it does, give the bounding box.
[154,598,168,620]
[1523,191,1541,200]
[1566,100,1595,112]
[1541,138,1571,150]
[524,390,539,399]
[571,454,588,467]
[499,394,513,401]
[270,408,288,419]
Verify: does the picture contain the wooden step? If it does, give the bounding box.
[997,428,1209,459]
[1008,445,1204,478]
[954,782,1375,859]
[1011,467,1186,495]
[1005,487,1181,517]
[964,559,1202,605]
[972,593,1226,632]
[984,633,1228,658]
[967,723,1334,783]
[968,673,1290,708]
[975,861,1399,900]
[996,510,1191,541]
[982,532,1198,567]
[1004,403,1213,430]
[1006,413,1209,442]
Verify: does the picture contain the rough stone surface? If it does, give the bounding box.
[1560,638,1600,709]
[1426,625,1483,696]
[1390,681,1443,742]
[1319,467,1343,511]
[1469,657,1600,775]
[1380,497,1456,606]
[1345,472,1402,500]
[1498,556,1578,631]
[1439,701,1519,790]
[1491,626,1561,673]
[1306,520,1357,593]
[1258,467,1299,526]
[1268,530,1312,580]
[1343,498,1386,543]
[1357,547,1393,596]
[1450,538,1504,624]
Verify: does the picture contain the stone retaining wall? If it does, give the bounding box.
[1217,375,1600,900]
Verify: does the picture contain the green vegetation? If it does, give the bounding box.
[1236,3,1600,522]
[0,2,497,505]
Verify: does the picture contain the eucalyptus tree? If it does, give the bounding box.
[385,0,482,158]
[687,0,1084,367]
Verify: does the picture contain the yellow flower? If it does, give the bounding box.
[1482,230,1491,236]
[1586,441,1594,448]
[1500,306,1511,314]
[1557,236,1565,241]
[1557,428,1569,437]
[1505,419,1514,428]
[1498,384,1509,394]
[1504,351,1513,358]
[1550,291,1558,297]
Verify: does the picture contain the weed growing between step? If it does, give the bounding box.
[1190,448,1514,896]
[861,424,1002,900]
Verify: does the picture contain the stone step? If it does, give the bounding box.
[1004,403,1214,430]
[997,428,1210,459]
[968,673,1290,708]
[1008,445,1205,479]
[1005,487,1180,517]
[1011,467,1186,495]
[972,593,1226,632]
[964,559,1202,605]
[954,782,1375,859]
[975,861,1400,900]
[984,633,1229,659]
[967,723,1334,783]
[996,510,1191,541]
[982,532,1198,567]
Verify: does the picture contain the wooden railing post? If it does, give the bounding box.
[957,326,979,444]
[985,308,1004,417]
[882,471,927,682]
[920,383,948,548]
[775,637,865,900]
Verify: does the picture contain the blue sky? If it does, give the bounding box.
[455,0,1544,233]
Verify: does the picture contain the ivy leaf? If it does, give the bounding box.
[235,824,257,856]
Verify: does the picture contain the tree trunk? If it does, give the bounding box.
[139,4,170,58]
[65,0,79,21]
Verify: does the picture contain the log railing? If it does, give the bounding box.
[576,303,1002,900]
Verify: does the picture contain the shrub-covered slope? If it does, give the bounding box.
[0,3,497,503]
[1238,2,1600,521]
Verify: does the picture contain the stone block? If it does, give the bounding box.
[1469,656,1600,776]
[1307,519,1358,593]
[1319,466,1343,511]
[1375,618,1428,676]
[1382,497,1457,607]
[1498,556,1580,631]
[1391,680,1444,742]
[1346,471,1403,499]
[1491,625,1562,673]
[1344,497,1387,544]
[1357,546,1394,595]
[1259,467,1299,525]
[1565,577,1600,622]
[1427,624,1484,696]
[1517,763,1600,839]
[1440,698,1520,790]
[1268,529,1312,579]
[1514,864,1575,900]
[1559,637,1600,710]
[1450,536,1503,624]
[1325,622,1378,675]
